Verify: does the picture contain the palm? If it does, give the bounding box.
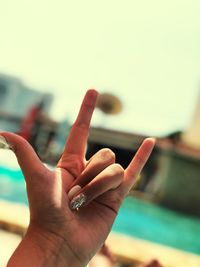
[27,161,120,263]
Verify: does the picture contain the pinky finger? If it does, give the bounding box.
[122,137,155,195]
[69,164,124,210]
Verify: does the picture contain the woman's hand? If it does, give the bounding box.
[2,89,155,267]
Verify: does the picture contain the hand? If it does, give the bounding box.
[2,89,155,267]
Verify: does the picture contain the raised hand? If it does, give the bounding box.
[1,89,155,267]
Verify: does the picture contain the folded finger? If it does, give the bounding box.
[68,148,115,199]
[69,163,124,210]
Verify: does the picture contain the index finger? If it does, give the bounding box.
[63,89,98,157]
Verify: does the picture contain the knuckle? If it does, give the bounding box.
[58,154,84,178]
[100,148,115,162]
[115,164,124,176]
[109,163,124,177]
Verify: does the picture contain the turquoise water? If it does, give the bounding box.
[1,166,200,255]
[113,197,200,254]
[0,166,27,204]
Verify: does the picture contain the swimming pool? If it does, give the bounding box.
[0,150,27,205]
[1,150,200,255]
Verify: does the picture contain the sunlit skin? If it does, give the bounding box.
[1,89,155,267]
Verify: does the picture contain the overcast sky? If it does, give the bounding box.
[0,0,200,136]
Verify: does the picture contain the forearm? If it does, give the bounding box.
[7,225,82,267]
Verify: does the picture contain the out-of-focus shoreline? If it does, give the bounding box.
[1,199,200,267]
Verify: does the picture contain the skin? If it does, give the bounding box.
[140,260,162,267]
[1,89,155,267]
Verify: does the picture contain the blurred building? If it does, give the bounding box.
[147,93,200,216]
[181,92,200,149]
[0,73,53,132]
[145,137,200,216]
[87,124,200,217]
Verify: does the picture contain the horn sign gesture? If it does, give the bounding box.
[2,89,155,267]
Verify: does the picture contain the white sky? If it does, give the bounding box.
[0,0,200,136]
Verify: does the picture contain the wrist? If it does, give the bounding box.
[8,223,82,267]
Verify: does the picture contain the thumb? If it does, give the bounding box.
[0,132,47,183]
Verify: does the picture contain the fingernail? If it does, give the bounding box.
[0,136,12,150]
[70,193,87,210]
[68,185,82,200]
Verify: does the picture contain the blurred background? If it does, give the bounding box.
[1,0,200,266]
